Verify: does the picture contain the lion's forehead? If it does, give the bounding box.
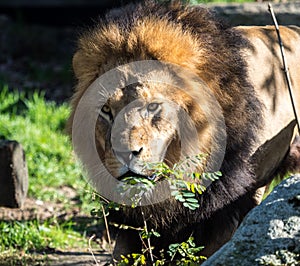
[107,82,172,111]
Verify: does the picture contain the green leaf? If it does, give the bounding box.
[185,198,198,203]
[152,230,161,238]
[185,182,191,190]
[214,171,222,177]
[169,243,180,250]
[195,184,206,194]
[190,183,196,193]
[140,254,146,265]
[171,190,180,197]
[178,248,186,257]
[175,180,187,188]
[193,172,201,179]
[182,191,195,198]
[183,202,199,210]
[175,194,185,202]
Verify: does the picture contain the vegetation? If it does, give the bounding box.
[0,87,99,265]
[0,86,83,201]
[96,157,221,265]
[0,219,86,252]
[0,86,213,265]
[118,236,206,266]
[0,86,287,265]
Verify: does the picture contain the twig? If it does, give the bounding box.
[268,3,300,134]
[101,204,116,265]
[141,210,155,265]
[88,234,100,266]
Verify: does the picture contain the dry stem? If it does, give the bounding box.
[101,204,116,265]
[88,234,100,266]
[141,210,155,265]
[268,3,300,133]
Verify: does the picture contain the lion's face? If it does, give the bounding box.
[95,81,211,180]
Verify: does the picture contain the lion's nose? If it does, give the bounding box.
[132,147,143,157]
[115,148,143,165]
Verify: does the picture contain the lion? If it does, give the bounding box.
[68,0,300,261]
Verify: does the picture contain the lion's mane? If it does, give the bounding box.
[70,0,263,256]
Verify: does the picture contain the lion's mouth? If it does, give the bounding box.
[118,170,157,181]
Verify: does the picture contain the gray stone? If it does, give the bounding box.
[0,140,28,208]
[205,2,300,26]
[202,175,300,266]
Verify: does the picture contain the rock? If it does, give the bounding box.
[0,140,28,208]
[206,2,300,26]
[202,175,300,266]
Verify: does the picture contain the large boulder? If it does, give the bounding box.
[203,175,300,266]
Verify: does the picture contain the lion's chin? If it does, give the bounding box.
[117,170,158,182]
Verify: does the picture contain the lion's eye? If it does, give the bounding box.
[101,105,111,114]
[147,103,160,112]
[100,105,113,121]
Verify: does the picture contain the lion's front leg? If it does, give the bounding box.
[112,229,142,261]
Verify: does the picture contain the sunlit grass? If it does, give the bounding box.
[0,220,87,252]
[0,86,86,202]
[0,86,100,265]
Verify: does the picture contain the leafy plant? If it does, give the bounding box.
[119,253,147,266]
[117,236,206,266]
[98,154,221,265]
[167,237,206,265]
[117,176,156,208]
[119,155,221,210]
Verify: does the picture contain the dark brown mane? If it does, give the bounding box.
[70,0,264,258]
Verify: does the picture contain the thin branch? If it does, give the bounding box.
[268,3,300,134]
[88,234,100,266]
[101,204,116,265]
[141,210,155,265]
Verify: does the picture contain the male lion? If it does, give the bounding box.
[68,0,300,261]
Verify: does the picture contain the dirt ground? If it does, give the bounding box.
[0,188,111,266]
[0,188,110,265]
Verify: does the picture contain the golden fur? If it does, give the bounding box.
[68,1,300,261]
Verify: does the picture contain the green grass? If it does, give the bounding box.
[0,86,87,202]
[0,219,96,266]
[0,86,101,264]
[0,220,86,252]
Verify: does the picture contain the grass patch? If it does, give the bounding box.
[0,86,86,202]
[0,86,101,264]
[0,220,86,252]
[0,218,97,266]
